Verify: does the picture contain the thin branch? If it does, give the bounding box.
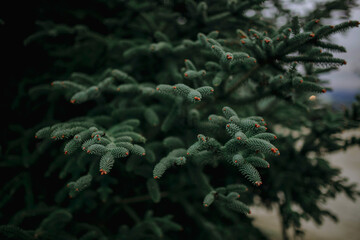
[114,192,170,204]
[225,64,260,95]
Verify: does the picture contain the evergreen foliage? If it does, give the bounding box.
[2,0,360,239]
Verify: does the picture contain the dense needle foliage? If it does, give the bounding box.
[1,0,360,239]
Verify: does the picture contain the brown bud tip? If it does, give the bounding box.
[75,188,79,191]
[211,45,215,49]
[234,160,238,163]
[87,150,90,153]
[204,204,208,207]
[210,89,214,92]
[255,124,260,128]
[125,152,129,155]
[156,88,159,91]
[35,135,38,139]
[343,60,347,65]
[187,152,190,155]
[226,54,233,60]
[241,40,245,44]
[226,124,230,128]
[330,25,334,29]
[249,210,251,214]
[184,59,188,62]
[315,19,320,23]
[154,176,158,179]
[184,73,188,77]
[268,164,270,168]
[237,137,241,140]
[322,89,327,93]
[51,82,54,86]
[254,60,257,63]
[300,79,303,83]
[70,99,76,104]
[265,39,270,43]
[142,152,146,156]
[173,86,176,89]
[117,87,120,91]
[288,28,292,32]
[237,194,240,198]
[274,136,277,139]
[310,33,315,37]
[64,151,68,155]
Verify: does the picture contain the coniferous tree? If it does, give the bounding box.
[2,1,360,239]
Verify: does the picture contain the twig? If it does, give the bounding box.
[225,64,260,95]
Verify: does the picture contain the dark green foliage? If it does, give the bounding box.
[2,0,360,240]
